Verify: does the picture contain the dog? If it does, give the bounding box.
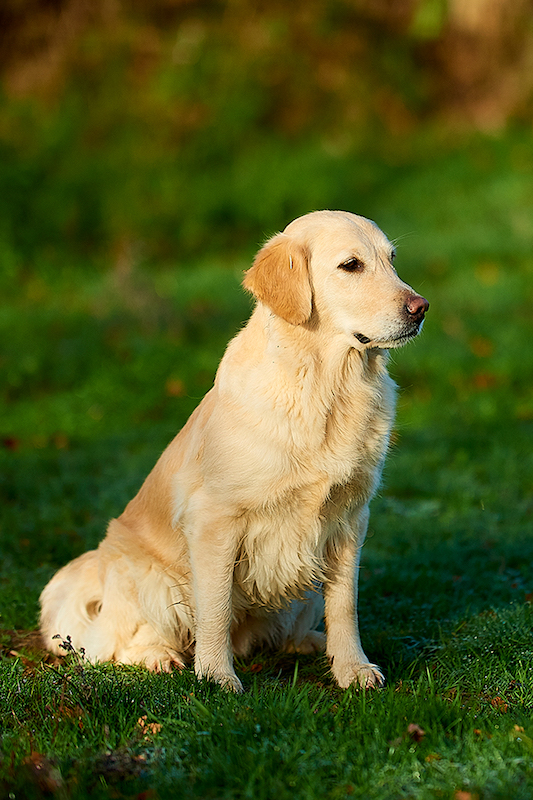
[40,210,428,692]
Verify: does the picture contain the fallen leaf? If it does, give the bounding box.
[2,437,20,451]
[22,752,64,793]
[407,723,426,741]
[510,725,533,753]
[54,433,69,449]
[469,336,494,358]
[166,378,186,397]
[137,716,162,737]
[473,372,498,390]
[9,649,35,668]
[489,696,508,713]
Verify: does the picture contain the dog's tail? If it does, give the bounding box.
[40,549,102,658]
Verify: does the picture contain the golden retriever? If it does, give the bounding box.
[40,210,428,691]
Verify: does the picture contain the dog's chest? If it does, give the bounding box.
[278,356,395,492]
[233,367,395,605]
[234,492,326,606]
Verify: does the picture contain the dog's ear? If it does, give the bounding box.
[243,233,312,325]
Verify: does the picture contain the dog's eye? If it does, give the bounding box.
[338,257,365,273]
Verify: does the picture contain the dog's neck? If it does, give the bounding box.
[254,303,388,381]
[219,304,391,419]
[214,303,396,486]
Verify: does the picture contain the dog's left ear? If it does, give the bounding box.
[243,233,312,325]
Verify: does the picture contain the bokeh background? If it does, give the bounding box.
[2,0,533,273]
[1,0,533,624]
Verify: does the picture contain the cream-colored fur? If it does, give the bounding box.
[40,210,428,692]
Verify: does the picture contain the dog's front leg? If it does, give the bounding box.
[324,507,384,689]
[188,512,243,693]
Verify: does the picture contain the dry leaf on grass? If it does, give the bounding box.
[22,752,64,793]
[407,723,426,742]
[389,722,426,748]
[137,716,162,738]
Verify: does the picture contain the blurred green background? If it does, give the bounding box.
[1,0,533,276]
[1,0,533,433]
[0,0,532,628]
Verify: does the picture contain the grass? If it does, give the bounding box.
[1,130,533,798]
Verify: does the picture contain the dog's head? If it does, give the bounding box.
[244,210,428,350]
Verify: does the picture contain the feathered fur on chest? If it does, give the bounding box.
[207,333,397,606]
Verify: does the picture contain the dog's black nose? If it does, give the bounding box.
[405,294,429,321]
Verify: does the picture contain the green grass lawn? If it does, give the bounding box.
[1,134,533,798]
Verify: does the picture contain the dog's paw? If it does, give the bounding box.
[141,648,186,673]
[332,661,385,690]
[195,664,244,693]
[284,630,326,654]
[218,672,244,694]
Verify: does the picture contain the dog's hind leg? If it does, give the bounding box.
[40,546,190,671]
[40,549,103,656]
[278,590,326,654]
[231,592,325,656]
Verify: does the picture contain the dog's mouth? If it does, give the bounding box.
[354,322,423,348]
[354,333,372,344]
